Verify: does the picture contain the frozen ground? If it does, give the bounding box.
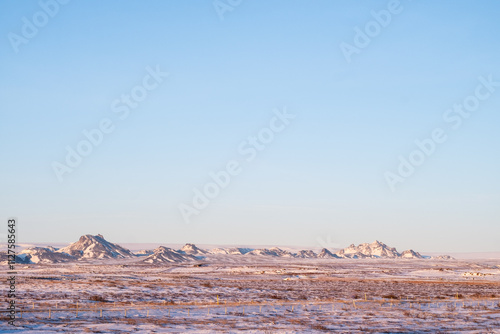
[1,257,500,333]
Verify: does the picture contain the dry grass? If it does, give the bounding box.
[6,258,500,332]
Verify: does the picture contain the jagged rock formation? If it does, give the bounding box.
[57,234,134,259]
[334,241,423,259]
[142,246,197,264]
[180,243,208,255]
[296,250,317,258]
[400,249,424,259]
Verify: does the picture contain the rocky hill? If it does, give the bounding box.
[318,248,340,258]
[334,241,423,259]
[57,234,134,259]
[296,250,317,258]
[246,247,295,257]
[180,243,208,255]
[209,247,251,255]
[19,247,76,264]
[142,246,198,264]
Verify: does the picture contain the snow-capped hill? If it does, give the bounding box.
[210,248,233,255]
[335,244,369,259]
[335,241,396,258]
[318,248,340,258]
[296,250,317,258]
[338,241,400,258]
[19,247,75,264]
[246,247,295,257]
[210,247,251,255]
[246,248,278,256]
[142,246,197,264]
[180,243,208,255]
[57,234,134,259]
[334,241,426,259]
[237,248,253,254]
[400,249,424,259]
[269,247,296,258]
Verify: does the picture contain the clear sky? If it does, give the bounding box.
[1,0,499,252]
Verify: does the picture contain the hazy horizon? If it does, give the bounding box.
[13,235,500,256]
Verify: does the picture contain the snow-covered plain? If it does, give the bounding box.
[1,256,500,333]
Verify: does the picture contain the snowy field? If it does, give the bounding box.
[2,257,500,333]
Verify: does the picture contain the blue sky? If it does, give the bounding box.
[1,0,499,252]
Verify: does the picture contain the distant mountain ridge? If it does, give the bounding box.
[5,234,444,264]
[318,248,339,259]
[180,243,208,255]
[334,240,422,259]
[210,247,252,255]
[232,241,423,259]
